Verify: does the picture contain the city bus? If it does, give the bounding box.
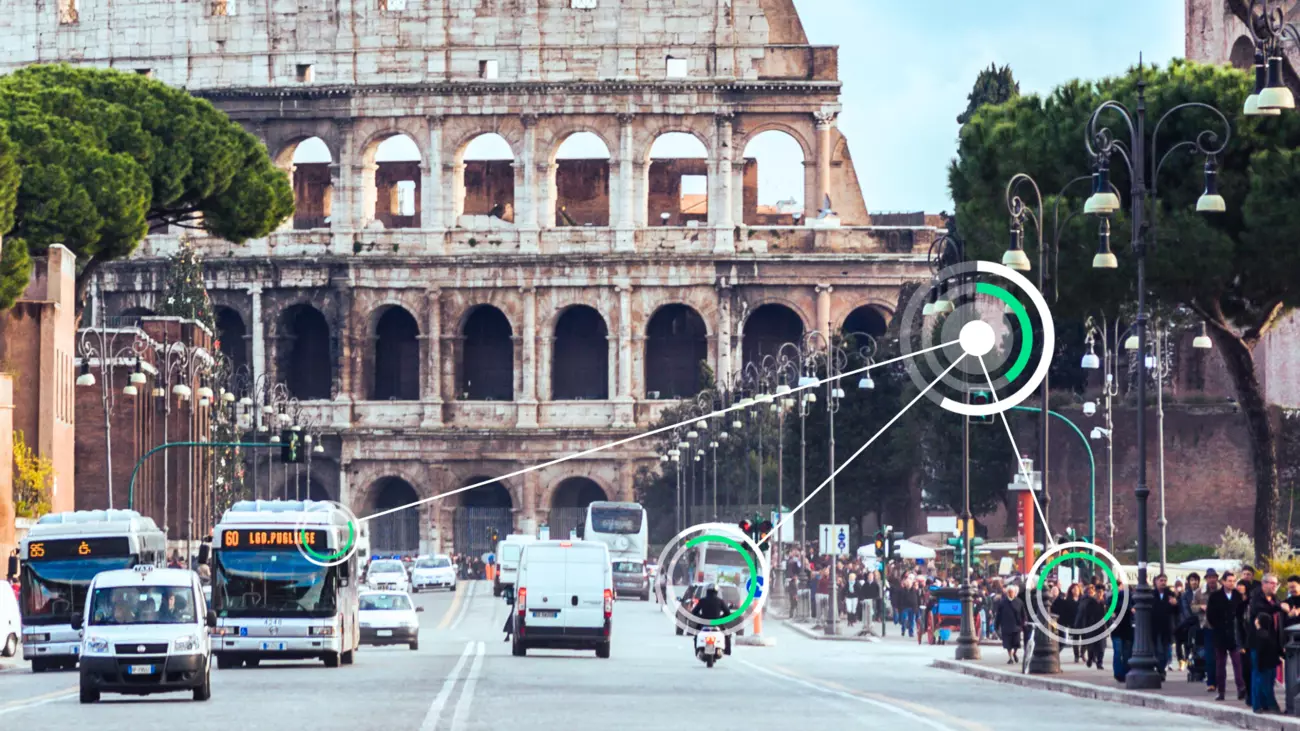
[19,509,166,672]
[210,500,360,669]
[583,501,648,563]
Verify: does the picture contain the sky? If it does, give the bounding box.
[294,0,1186,213]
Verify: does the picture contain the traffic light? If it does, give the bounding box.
[756,520,774,553]
[947,536,965,563]
[489,528,500,544]
[873,532,885,558]
[738,519,753,541]
[970,391,994,423]
[280,430,304,463]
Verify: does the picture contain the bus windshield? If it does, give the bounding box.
[213,551,338,618]
[20,557,136,624]
[589,507,642,534]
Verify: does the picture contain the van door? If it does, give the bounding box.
[520,546,567,631]
[562,545,608,631]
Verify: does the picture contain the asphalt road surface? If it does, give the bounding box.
[0,581,1232,730]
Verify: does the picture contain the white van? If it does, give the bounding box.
[511,540,612,658]
[1,584,19,657]
[74,565,215,703]
[494,535,537,597]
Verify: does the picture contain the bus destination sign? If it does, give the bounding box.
[26,537,131,560]
[221,528,328,550]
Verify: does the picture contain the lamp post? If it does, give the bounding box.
[1243,0,1299,115]
[1077,61,1230,690]
[1081,315,1130,552]
[76,313,153,511]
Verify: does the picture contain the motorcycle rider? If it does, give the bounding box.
[691,585,733,656]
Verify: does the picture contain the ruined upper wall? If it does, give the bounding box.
[1,0,837,89]
[1185,0,1300,68]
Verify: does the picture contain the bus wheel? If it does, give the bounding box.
[79,683,99,704]
[323,652,340,668]
[341,649,355,665]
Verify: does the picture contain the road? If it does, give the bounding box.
[0,581,1232,730]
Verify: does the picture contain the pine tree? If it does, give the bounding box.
[956,63,1020,125]
[156,241,215,331]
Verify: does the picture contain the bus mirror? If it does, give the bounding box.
[70,614,83,631]
[339,560,351,580]
[197,543,211,565]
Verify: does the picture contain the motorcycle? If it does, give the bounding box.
[695,628,725,668]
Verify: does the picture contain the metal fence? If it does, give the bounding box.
[546,507,586,542]
[370,510,419,556]
[454,507,513,556]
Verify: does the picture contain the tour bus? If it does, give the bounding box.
[583,501,648,563]
[19,509,166,672]
[209,500,360,669]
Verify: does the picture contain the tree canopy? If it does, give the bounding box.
[957,63,1020,125]
[949,59,1300,562]
[0,64,293,310]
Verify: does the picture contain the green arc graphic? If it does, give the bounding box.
[683,534,758,626]
[976,282,1032,383]
[301,520,357,563]
[1036,551,1118,624]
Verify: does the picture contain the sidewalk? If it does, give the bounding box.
[933,652,1300,730]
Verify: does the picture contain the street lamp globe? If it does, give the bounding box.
[197,386,215,401]
[122,384,138,397]
[1083,401,1097,416]
[775,383,791,395]
[313,444,325,454]
[1259,55,1297,111]
[1124,334,1140,351]
[152,386,166,398]
[731,419,742,430]
[858,375,875,390]
[1245,52,1283,116]
[172,383,192,399]
[270,434,281,443]
[797,375,816,388]
[1193,323,1213,350]
[1093,218,1118,269]
[1080,351,1100,369]
[129,364,147,385]
[76,369,96,388]
[687,430,698,440]
[804,392,817,404]
[1001,224,1031,272]
[1196,158,1226,213]
[1091,427,1105,440]
[1083,165,1121,215]
[222,390,236,403]
[239,396,253,407]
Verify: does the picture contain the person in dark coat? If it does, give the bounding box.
[1053,584,1081,663]
[1234,578,1254,702]
[996,585,1027,664]
[1209,571,1245,701]
[1251,613,1282,713]
[1075,583,1107,669]
[1111,581,1134,683]
[6,549,17,582]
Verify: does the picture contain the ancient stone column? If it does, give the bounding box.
[421,288,444,428]
[517,286,539,428]
[815,111,836,214]
[248,284,265,381]
[615,113,636,252]
[712,113,736,253]
[718,282,733,380]
[519,114,540,253]
[422,116,444,232]
[816,283,834,339]
[614,283,634,427]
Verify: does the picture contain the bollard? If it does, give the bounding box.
[1285,626,1300,715]
[1028,604,1061,675]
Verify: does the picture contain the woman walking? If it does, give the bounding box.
[996,585,1027,664]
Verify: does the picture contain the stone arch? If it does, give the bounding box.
[278,303,333,400]
[550,131,612,227]
[740,129,807,226]
[455,132,516,224]
[841,304,889,339]
[370,305,420,401]
[362,132,423,229]
[646,131,710,227]
[214,306,248,376]
[454,475,515,555]
[547,476,609,541]
[368,477,421,555]
[552,305,610,400]
[735,121,815,163]
[644,303,708,399]
[276,136,335,230]
[741,303,806,367]
[1229,34,1255,70]
[459,305,514,401]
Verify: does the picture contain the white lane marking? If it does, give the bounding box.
[736,658,958,731]
[0,688,77,716]
[449,581,477,631]
[418,641,474,731]
[447,641,485,731]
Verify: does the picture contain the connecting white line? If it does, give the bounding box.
[766,352,969,542]
[361,339,961,523]
[977,355,1056,549]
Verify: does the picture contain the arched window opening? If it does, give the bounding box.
[742,304,803,368]
[549,477,608,541]
[460,307,513,401]
[742,130,806,225]
[214,307,248,376]
[644,304,707,399]
[454,477,514,556]
[842,306,888,339]
[552,306,609,400]
[373,307,420,401]
[371,478,420,556]
[281,304,332,400]
[648,133,708,227]
[461,133,515,225]
[287,137,333,230]
[554,132,611,227]
[372,135,421,229]
[1229,35,1255,70]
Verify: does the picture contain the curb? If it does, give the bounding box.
[782,619,880,642]
[932,659,1300,730]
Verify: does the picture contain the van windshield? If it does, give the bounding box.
[415,558,451,569]
[89,586,198,626]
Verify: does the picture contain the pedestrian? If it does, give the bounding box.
[1194,570,1216,690]
[1053,583,1081,662]
[502,585,516,642]
[1209,570,1245,701]
[996,584,1026,665]
[6,549,18,582]
[844,572,859,628]
[1075,584,1107,669]
[1250,612,1282,714]
[1150,573,1176,677]
[1176,572,1202,675]
[1234,578,1254,702]
[1111,578,1134,683]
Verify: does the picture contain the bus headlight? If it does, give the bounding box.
[308,626,336,636]
[172,635,203,653]
[84,637,111,654]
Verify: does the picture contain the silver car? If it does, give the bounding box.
[612,560,649,600]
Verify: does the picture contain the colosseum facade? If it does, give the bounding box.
[1,0,938,555]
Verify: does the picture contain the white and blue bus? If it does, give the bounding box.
[19,510,166,672]
[583,501,648,563]
[210,500,360,669]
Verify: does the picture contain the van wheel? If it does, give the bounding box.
[511,638,526,657]
[323,652,340,668]
[596,642,610,659]
[1,633,17,657]
[79,683,99,704]
[341,649,355,665]
[193,666,212,701]
[493,585,502,597]
[409,640,419,651]
[31,658,48,673]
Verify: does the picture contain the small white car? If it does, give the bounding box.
[74,565,215,703]
[358,591,422,650]
[1,582,19,657]
[366,559,410,593]
[411,555,456,593]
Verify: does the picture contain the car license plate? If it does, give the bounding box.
[128,665,154,675]
[260,642,286,651]
[532,610,559,618]
[377,630,393,637]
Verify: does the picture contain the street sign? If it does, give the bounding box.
[770,512,795,543]
[927,516,958,534]
[746,575,765,599]
[819,524,850,557]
